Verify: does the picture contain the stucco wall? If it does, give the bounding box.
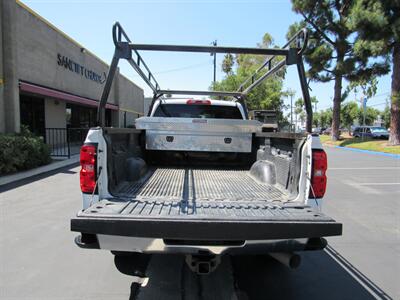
[44,98,66,128]
[144,97,153,116]
[0,1,144,133]
[117,74,144,127]
[15,2,144,111]
[117,74,144,114]
[0,5,4,132]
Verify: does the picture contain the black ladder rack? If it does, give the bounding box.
[98,22,312,131]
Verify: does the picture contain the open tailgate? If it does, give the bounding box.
[71,200,342,240]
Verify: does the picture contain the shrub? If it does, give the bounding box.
[0,127,51,175]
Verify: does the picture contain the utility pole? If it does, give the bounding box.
[290,93,293,132]
[286,89,295,132]
[212,40,217,83]
[359,94,367,126]
[360,95,367,140]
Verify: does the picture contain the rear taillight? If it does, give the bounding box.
[186,99,211,105]
[80,144,97,193]
[309,149,327,198]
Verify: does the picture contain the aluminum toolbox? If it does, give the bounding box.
[135,117,262,153]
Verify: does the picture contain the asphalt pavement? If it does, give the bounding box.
[0,146,399,300]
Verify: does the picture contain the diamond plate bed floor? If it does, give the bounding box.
[113,168,289,203]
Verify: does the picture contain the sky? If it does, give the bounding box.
[21,0,392,113]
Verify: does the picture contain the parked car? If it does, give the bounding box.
[323,127,341,135]
[312,127,326,135]
[352,126,389,139]
[319,127,327,134]
[322,128,331,135]
[350,125,357,136]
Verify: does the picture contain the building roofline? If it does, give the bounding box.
[16,0,109,67]
[16,0,143,93]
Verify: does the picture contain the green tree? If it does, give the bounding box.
[211,33,288,126]
[221,53,234,75]
[357,106,379,126]
[294,97,305,130]
[286,89,296,130]
[340,101,359,131]
[349,0,400,145]
[319,109,333,128]
[345,78,379,130]
[289,0,388,141]
[313,111,320,127]
[381,105,391,129]
[294,97,304,116]
[346,77,378,99]
[294,96,318,130]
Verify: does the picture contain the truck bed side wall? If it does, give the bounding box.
[255,135,305,197]
[103,128,144,193]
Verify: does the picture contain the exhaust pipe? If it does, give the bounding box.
[269,252,301,269]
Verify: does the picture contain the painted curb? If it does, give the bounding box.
[0,155,80,186]
[334,146,400,159]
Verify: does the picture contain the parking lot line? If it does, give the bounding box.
[330,167,400,170]
[333,146,400,159]
[356,183,400,186]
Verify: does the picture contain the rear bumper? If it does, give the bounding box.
[71,216,342,241]
[74,234,329,255]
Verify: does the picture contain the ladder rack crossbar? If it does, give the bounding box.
[157,90,242,98]
[98,22,313,132]
[130,44,290,56]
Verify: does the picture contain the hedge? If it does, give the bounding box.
[0,127,51,175]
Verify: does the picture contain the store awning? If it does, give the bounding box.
[19,81,119,111]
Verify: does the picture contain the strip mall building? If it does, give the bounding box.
[0,0,144,138]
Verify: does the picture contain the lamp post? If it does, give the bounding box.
[211,40,217,83]
[361,96,367,140]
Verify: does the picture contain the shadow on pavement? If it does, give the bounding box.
[129,247,392,300]
[232,246,392,300]
[0,162,79,193]
[130,254,237,300]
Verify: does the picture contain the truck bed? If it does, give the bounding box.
[113,167,289,204]
[72,167,341,240]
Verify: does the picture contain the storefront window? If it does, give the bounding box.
[20,95,45,137]
[66,104,96,128]
[66,108,72,126]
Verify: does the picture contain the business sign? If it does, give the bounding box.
[57,54,106,84]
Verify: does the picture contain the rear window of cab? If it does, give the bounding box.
[153,104,243,119]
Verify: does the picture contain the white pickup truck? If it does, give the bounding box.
[71,23,342,274]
